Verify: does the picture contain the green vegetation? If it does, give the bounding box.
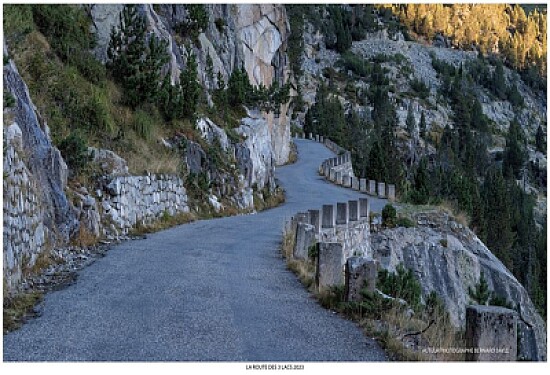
[57,133,92,177]
[381,204,397,228]
[469,272,514,309]
[378,264,422,310]
[174,4,208,42]
[3,291,43,333]
[107,5,169,108]
[294,4,546,318]
[3,90,16,108]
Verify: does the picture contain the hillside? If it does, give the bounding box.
[287,4,547,320]
[2,3,547,362]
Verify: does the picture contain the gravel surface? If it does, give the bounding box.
[3,139,388,361]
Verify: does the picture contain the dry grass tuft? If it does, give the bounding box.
[285,141,298,165]
[3,291,43,333]
[129,211,196,235]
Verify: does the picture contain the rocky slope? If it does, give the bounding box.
[89,3,291,165]
[370,211,546,361]
[3,50,78,292]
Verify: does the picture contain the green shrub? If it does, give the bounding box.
[468,272,490,305]
[70,50,106,85]
[318,285,346,310]
[57,132,91,176]
[410,78,430,99]
[382,204,397,227]
[3,4,34,44]
[214,17,226,33]
[308,243,319,259]
[86,87,115,134]
[378,263,422,311]
[3,90,16,108]
[132,110,155,140]
[337,51,372,77]
[31,5,103,84]
[396,216,415,228]
[351,288,396,319]
[488,295,514,309]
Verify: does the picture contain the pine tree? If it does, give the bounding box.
[419,110,427,138]
[107,5,169,108]
[410,157,429,204]
[469,271,491,305]
[492,60,508,100]
[158,74,182,121]
[503,119,527,179]
[535,124,545,153]
[366,137,387,182]
[228,67,251,107]
[482,167,515,269]
[180,52,201,120]
[406,104,416,135]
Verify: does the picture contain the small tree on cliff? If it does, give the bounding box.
[180,52,201,120]
[107,5,169,108]
[469,272,491,305]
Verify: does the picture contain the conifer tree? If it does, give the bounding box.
[482,167,515,269]
[406,104,416,135]
[107,5,169,108]
[180,52,201,120]
[535,124,545,154]
[503,119,527,179]
[469,271,491,305]
[492,60,508,100]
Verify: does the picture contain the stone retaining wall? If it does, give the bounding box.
[3,125,49,292]
[98,174,189,238]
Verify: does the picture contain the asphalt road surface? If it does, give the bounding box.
[3,139,388,361]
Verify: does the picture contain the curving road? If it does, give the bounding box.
[3,139,388,361]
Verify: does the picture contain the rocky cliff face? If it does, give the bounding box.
[89,4,291,165]
[369,211,546,361]
[3,54,79,291]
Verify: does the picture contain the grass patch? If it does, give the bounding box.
[285,141,298,165]
[3,291,43,333]
[253,186,286,212]
[128,211,196,236]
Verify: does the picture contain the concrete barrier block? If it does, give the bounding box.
[377,182,386,198]
[294,222,316,260]
[308,209,321,234]
[465,305,518,361]
[317,242,344,290]
[369,180,376,195]
[360,178,367,192]
[322,205,335,229]
[343,176,351,188]
[359,198,370,219]
[352,177,359,190]
[329,169,335,182]
[348,200,359,221]
[336,202,348,225]
[345,258,379,302]
[387,184,396,201]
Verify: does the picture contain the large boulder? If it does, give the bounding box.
[369,212,546,361]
